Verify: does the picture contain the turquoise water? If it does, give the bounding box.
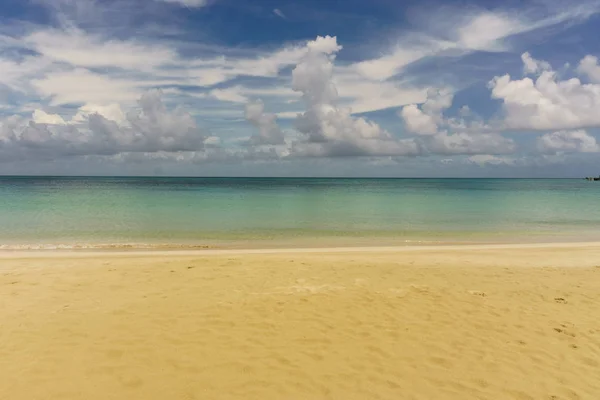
[1,177,599,248]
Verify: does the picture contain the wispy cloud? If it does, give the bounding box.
[347,1,600,83]
[273,9,286,19]
[158,0,209,8]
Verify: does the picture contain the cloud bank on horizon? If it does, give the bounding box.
[1,0,600,176]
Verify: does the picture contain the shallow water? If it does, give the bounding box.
[1,177,599,248]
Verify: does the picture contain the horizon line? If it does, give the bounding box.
[0,175,586,179]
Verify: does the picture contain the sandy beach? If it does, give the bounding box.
[2,243,600,399]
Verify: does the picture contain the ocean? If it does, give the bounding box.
[1,177,599,249]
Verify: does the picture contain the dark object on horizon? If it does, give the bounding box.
[585,176,600,181]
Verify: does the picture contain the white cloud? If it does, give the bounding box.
[198,85,300,105]
[0,24,314,118]
[158,0,209,7]
[428,132,516,155]
[72,103,127,125]
[0,55,55,94]
[32,109,66,125]
[345,3,599,83]
[204,136,221,147]
[577,55,600,83]
[209,87,249,103]
[490,53,600,131]
[224,46,307,79]
[350,40,448,82]
[399,86,515,155]
[0,90,206,161]
[334,72,426,114]
[288,36,420,157]
[453,2,600,51]
[31,68,140,106]
[242,86,299,98]
[421,88,453,114]
[399,88,453,135]
[536,130,599,154]
[273,9,286,19]
[24,29,176,71]
[467,155,515,166]
[399,105,438,135]
[289,138,421,158]
[244,100,285,145]
[458,105,471,117]
[21,27,308,95]
[521,52,551,75]
[345,8,536,83]
[292,37,340,107]
[455,12,521,51]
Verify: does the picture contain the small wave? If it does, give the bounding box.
[0,243,215,251]
[0,239,455,251]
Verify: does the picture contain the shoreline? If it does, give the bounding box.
[2,240,600,259]
[2,228,598,253]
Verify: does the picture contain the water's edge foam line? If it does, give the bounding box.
[2,241,600,259]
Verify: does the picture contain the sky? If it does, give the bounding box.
[1,0,600,176]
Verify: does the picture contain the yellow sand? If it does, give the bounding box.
[2,243,600,399]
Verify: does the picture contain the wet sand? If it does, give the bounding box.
[2,243,600,399]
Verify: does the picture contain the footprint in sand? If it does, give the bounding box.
[554,327,576,337]
[468,290,486,297]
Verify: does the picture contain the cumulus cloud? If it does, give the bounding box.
[428,132,516,155]
[458,105,472,117]
[577,55,600,83]
[490,53,600,131]
[288,138,421,158]
[399,89,453,135]
[521,52,551,75]
[399,105,438,135]
[285,37,516,159]
[244,100,285,145]
[0,90,206,161]
[398,88,515,155]
[32,109,66,125]
[536,130,599,154]
[288,36,420,157]
[72,103,128,125]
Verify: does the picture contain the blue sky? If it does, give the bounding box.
[1,0,600,176]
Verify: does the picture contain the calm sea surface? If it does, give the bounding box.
[1,177,599,248]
